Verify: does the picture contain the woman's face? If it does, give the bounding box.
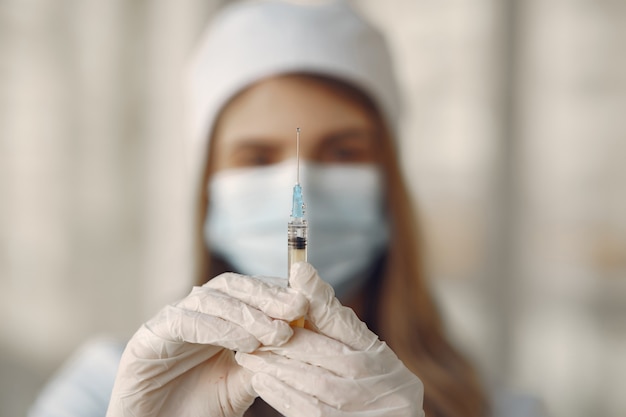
[210,75,382,173]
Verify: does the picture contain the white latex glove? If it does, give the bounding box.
[106,273,308,417]
[236,262,425,417]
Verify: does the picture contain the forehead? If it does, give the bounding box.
[212,75,379,145]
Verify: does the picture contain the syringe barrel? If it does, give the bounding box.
[288,219,308,274]
[288,219,307,328]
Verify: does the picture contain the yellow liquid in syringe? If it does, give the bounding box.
[288,221,307,328]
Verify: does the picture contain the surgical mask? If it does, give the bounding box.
[205,159,389,298]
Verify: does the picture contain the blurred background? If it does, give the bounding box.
[1,0,625,416]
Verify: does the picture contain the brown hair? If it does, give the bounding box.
[194,74,489,417]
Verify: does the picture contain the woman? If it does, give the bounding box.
[31,1,494,416]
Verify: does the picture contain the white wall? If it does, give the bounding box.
[1,1,625,416]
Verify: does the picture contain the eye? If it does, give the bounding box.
[317,132,379,164]
[229,145,281,167]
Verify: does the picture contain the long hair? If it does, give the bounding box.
[193,74,489,417]
[377,125,489,417]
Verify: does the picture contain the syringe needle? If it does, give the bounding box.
[291,128,305,219]
[296,127,301,185]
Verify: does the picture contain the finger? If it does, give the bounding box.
[206,273,308,321]
[175,286,294,346]
[145,304,260,352]
[254,327,392,378]
[247,358,422,417]
[289,262,379,351]
[121,326,227,388]
[250,372,344,417]
[238,350,367,410]
[212,350,258,415]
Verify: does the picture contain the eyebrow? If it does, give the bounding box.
[223,136,283,149]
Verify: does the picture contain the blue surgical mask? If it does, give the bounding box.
[205,159,389,298]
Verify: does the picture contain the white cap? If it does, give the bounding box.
[184,0,401,183]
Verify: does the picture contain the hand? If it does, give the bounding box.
[106,273,308,417]
[236,262,425,417]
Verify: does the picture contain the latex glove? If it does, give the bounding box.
[106,273,308,417]
[236,262,425,417]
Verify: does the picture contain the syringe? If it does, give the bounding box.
[288,128,307,328]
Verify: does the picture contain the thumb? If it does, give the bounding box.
[221,355,258,415]
[289,262,378,351]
